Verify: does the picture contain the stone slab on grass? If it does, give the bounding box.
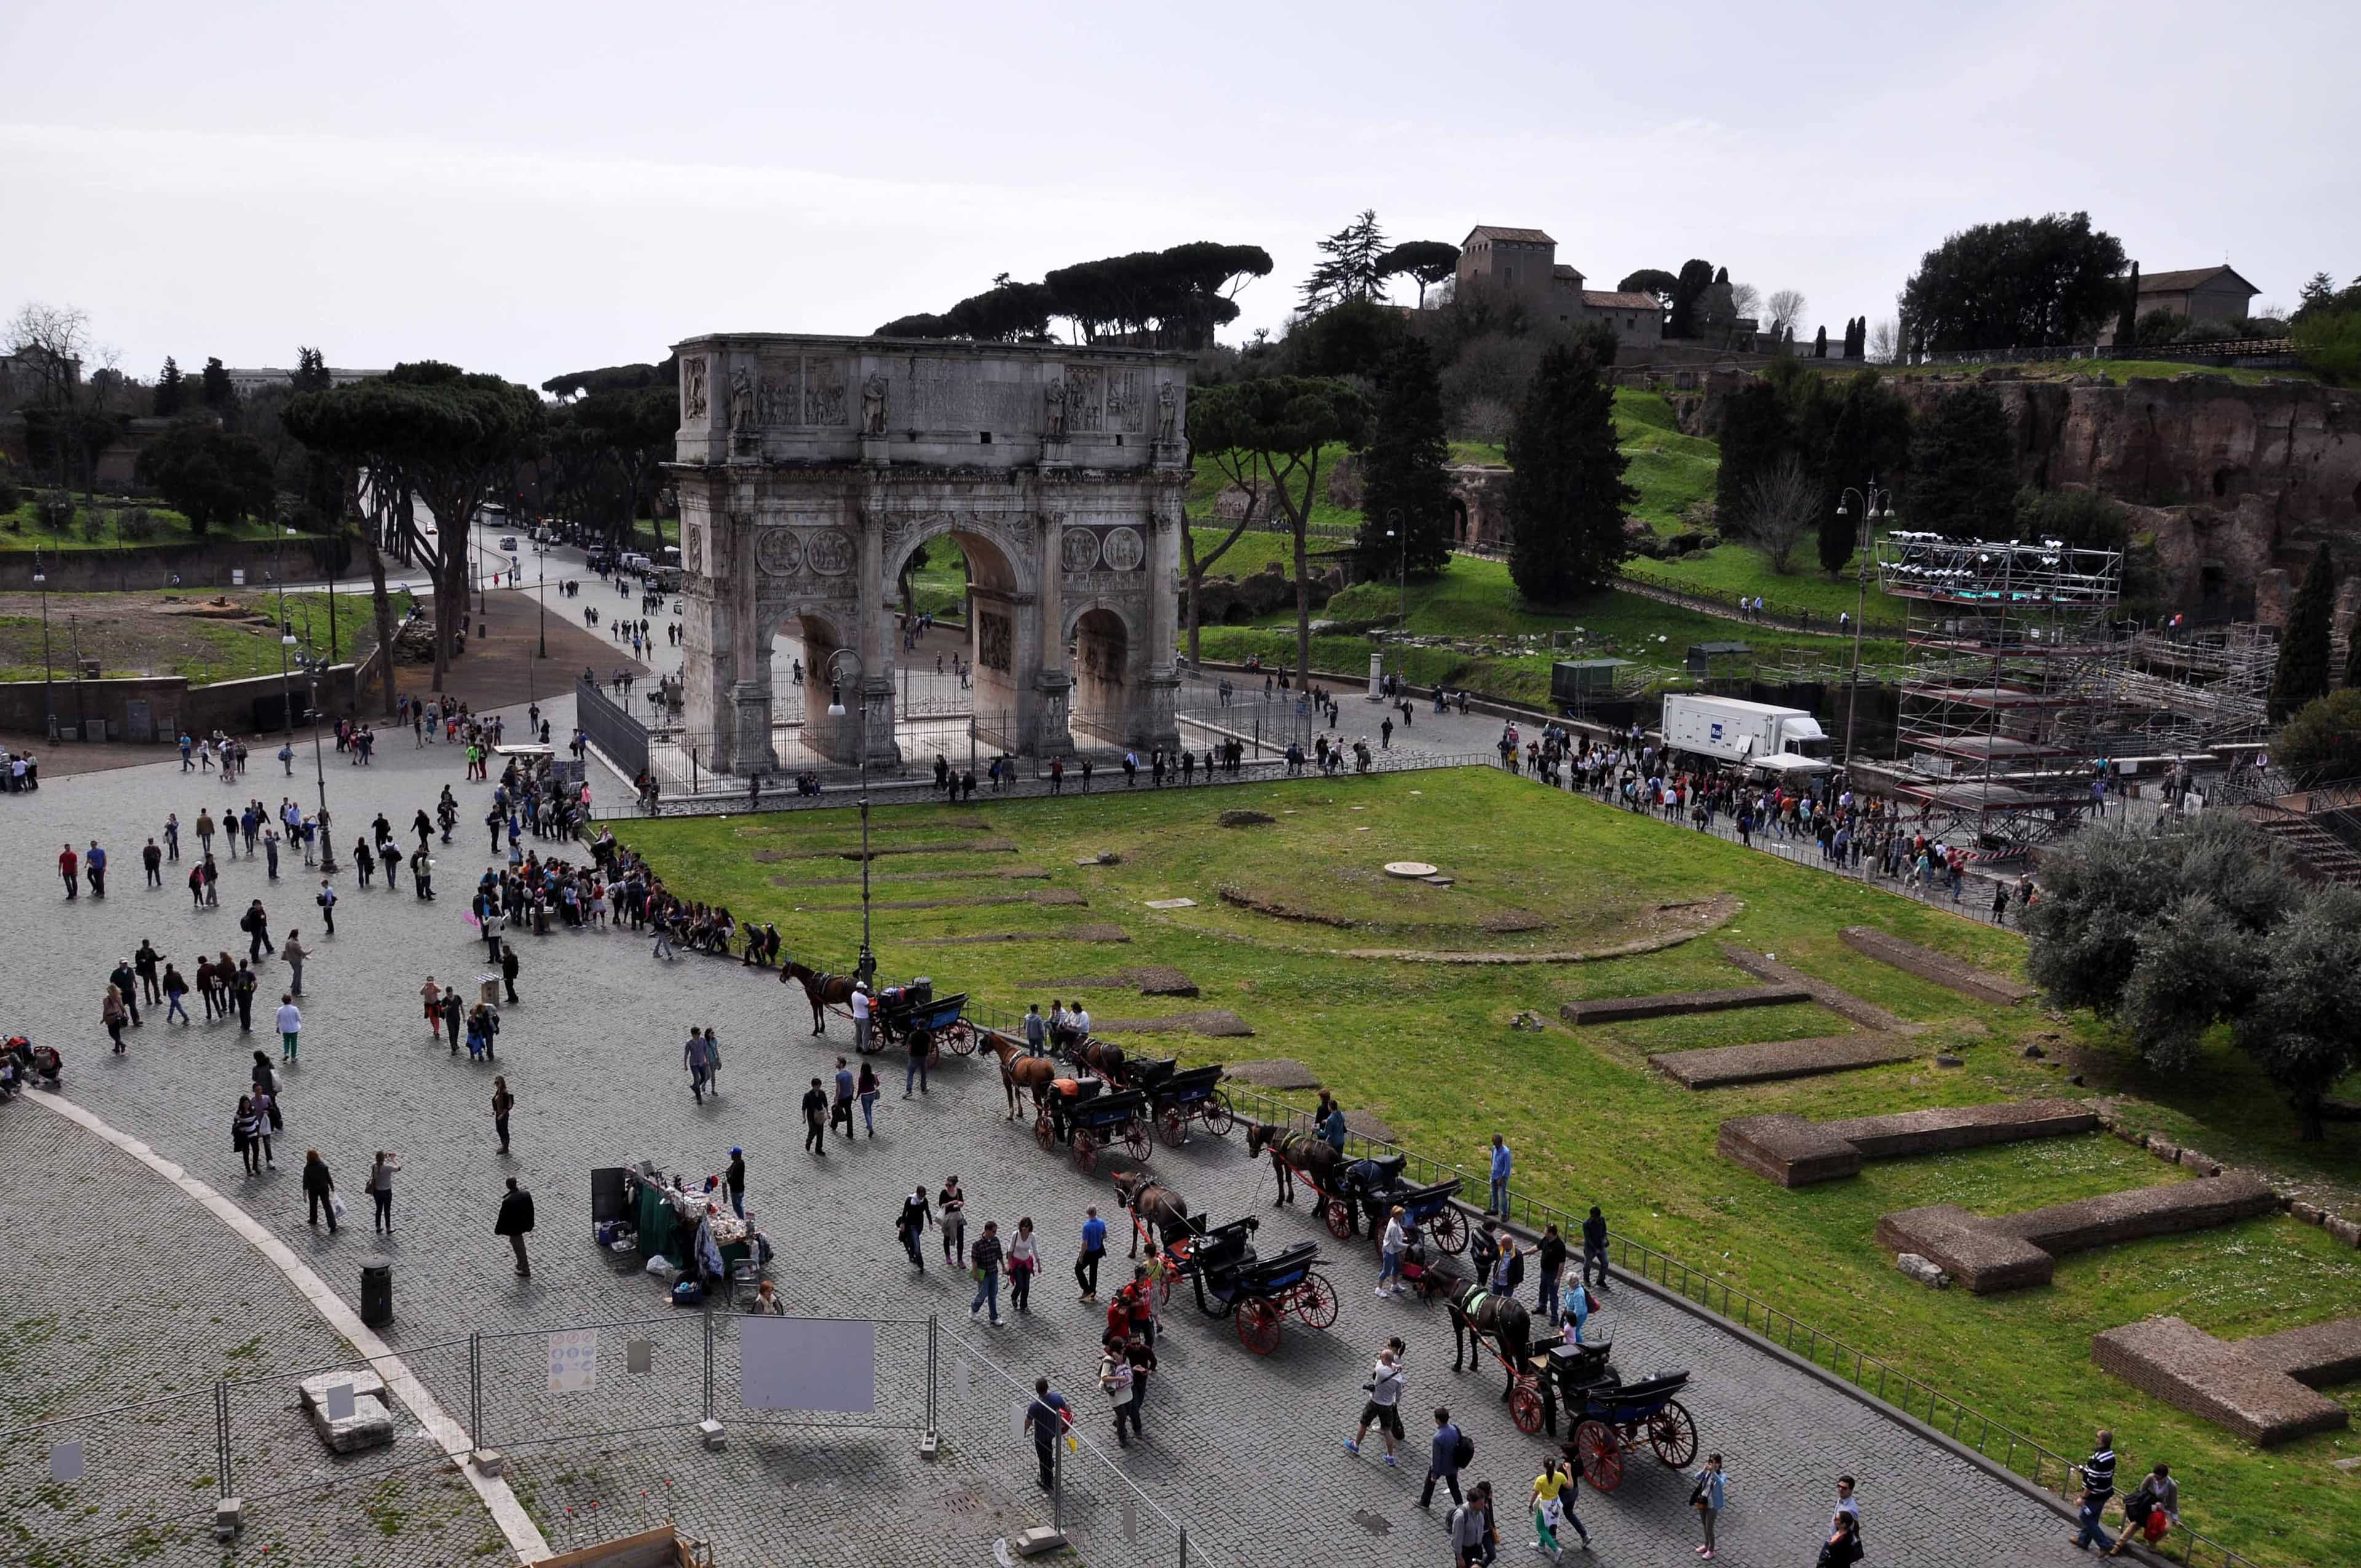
[1343,1109,1398,1144]
[1720,944,1912,1032]
[1093,1010,1256,1038]
[1562,984,1811,1026]
[2091,1317,2350,1446]
[1840,927,2034,1005]
[1882,1173,2280,1293]
[1652,1033,1917,1090]
[1722,1099,2096,1186]
[2239,1316,2361,1388]
[1227,1058,1320,1090]
[1026,966,1200,997]
[909,923,1129,946]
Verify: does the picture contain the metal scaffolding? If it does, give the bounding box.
[1877,533,2124,851]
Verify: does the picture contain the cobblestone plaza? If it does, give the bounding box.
[0,702,2092,1567]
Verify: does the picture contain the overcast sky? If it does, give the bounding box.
[7,0,2356,387]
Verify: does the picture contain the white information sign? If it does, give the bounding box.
[548,1328,599,1393]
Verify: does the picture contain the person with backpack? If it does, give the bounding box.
[1420,1406,1468,1509]
[1449,1480,1494,1568]
[2108,1462,2177,1557]
[1347,1337,1407,1465]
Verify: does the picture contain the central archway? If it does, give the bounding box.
[886,518,1028,754]
[1070,605,1133,745]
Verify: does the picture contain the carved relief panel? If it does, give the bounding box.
[977,611,1014,673]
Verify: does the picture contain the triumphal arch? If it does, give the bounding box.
[668,333,1190,775]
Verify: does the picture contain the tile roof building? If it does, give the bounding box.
[1457,226,1665,351]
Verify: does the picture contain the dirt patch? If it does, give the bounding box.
[738,818,994,836]
[909,922,1130,946]
[778,867,1051,885]
[765,839,1019,861]
[1092,1010,1256,1039]
[1028,967,1201,997]
[1218,809,1276,827]
[1344,1108,1398,1144]
[1216,885,1358,929]
[1227,1058,1321,1090]
[780,890,1086,913]
[1479,910,1548,934]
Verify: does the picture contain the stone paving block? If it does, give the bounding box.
[1839,927,2034,1005]
[1652,1032,1917,1088]
[1561,984,1810,1025]
[2091,1317,2349,1446]
[1881,1174,2279,1293]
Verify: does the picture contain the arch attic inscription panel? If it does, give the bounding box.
[669,333,1191,774]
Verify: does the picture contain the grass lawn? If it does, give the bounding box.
[0,499,282,550]
[620,769,2357,1568]
[1631,539,1909,628]
[0,586,407,684]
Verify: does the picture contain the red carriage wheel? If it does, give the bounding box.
[1236,1297,1283,1355]
[1574,1419,1624,1492]
[1646,1399,1698,1468]
[944,1023,976,1057]
[1157,1268,1177,1307]
[1073,1130,1100,1173]
[1291,1270,1339,1329]
[1034,1113,1056,1153]
[1122,1122,1154,1161]
[1203,1092,1235,1136]
[1509,1381,1544,1436]
[1157,1108,1188,1149]
[1323,1197,1354,1240]
[1429,1204,1468,1254]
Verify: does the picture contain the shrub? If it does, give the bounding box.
[34,494,76,534]
[115,506,157,542]
[2276,689,2361,784]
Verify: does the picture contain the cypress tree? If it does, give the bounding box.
[2272,542,2336,718]
[2116,263,2140,348]
[1813,325,1829,358]
[2345,603,2361,691]
[1505,338,1635,603]
[152,357,186,417]
[1714,381,1792,522]
[1354,336,1456,581]
[1903,384,2016,536]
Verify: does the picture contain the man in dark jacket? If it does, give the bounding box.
[802,1077,828,1156]
[1535,1223,1568,1317]
[109,958,143,1028]
[496,1177,535,1277]
[1582,1205,1611,1289]
[500,944,520,1004]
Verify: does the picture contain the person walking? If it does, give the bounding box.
[938,1176,968,1266]
[275,994,302,1062]
[968,1219,1004,1327]
[500,944,520,1004]
[82,840,107,897]
[233,1095,264,1175]
[1076,1206,1106,1302]
[1486,1134,1512,1217]
[1449,1481,1493,1567]
[801,1077,828,1155]
[1536,1449,1591,1558]
[1690,1452,1727,1560]
[301,1150,339,1233]
[2109,1462,2178,1558]
[724,1146,748,1218]
[495,1176,534,1277]
[368,1151,400,1234]
[103,984,130,1054]
[491,1077,515,1153]
[896,1185,932,1271]
[856,1059,880,1136]
[831,1056,855,1138]
[232,961,259,1034]
[315,879,336,936]
[1535,1222,1567,1317]
[1347,1337,1407,1465]
[143,836,164,887]
[2073,1430,2118,1552]
[163,963,191,1024]
[1420,1407,1466,1508]
[684,1028,714,1103]
[1097,1331,1135,1442]
[1581,1205,1610,1289]
[283,931,309,997]
[1006,1216,1038,1313]
[109,957,143,1028]
[59,842,80,899]
[904,1018,929,1096]
[1377,1205,1407,1297]
[442,988,464,1053]
[1023,1378,1069,1491]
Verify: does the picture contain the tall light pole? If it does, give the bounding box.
[826,649,875,986]
[33,553,54,740]
[310,657,338,875]
[1836,481,1898,765]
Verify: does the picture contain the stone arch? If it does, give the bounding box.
[765,605,849,755]
[1066,601,1138,743]
[1449,496,1471,545]
[886,515,1029,733]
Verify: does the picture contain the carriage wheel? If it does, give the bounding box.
[1509,1380,1544,1436]
[1203,1092,1235,1136]
[1073,1130,1101,1174]
[1236,1297,1283,1355]
[1157,1108,1188,1149]
[1157,1269,1177,1308]
[1323,1197,1354,1240]
[1646,1399,1698,1468]
[1429,1204,1468,1254]
[949,1023,978,1057]
[1574,1420,1625,1492]
[1034,1112,1056,1153]
[1291,1270,1339,1329]
[1122,1122,1154,1161]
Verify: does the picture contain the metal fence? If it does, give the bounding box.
[577,674,651,780]
[1212,1078,2260,1568]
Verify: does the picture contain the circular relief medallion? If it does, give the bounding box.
[1101,525,1145,572]
[753,528,804,576]
[802,528,856,576]
[1060,529,1102,573]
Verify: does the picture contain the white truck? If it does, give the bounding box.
[1660,694,1832,777]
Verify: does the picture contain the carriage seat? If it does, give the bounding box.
[1251,1241,1321,1282]
[1611,1370,1692,1401]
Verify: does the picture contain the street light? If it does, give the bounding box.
[823,647,876,986]
[33,553,54,741]
[1836,482,1899,765]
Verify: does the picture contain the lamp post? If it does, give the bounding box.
[33,553,54,741]
[310,658,338,874]
[825,649,876,986]
[1836,481,1898,765]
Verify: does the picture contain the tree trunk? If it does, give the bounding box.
[359,504,399,717]
[2299,1094,2323,1144]
[1181,509,1255,670]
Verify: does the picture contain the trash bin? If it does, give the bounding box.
[361,1263,392,1328]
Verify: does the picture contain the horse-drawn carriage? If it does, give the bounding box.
[1141,1061,1233,1146]
[872,978,976,1056]
[1511,1331,1698,1490]
[1162,1215,1337,1355]
[1034,1082,1153,1173]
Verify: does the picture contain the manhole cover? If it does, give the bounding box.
[1383,861,1439,878]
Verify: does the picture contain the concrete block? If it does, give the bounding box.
[2148,1138,2181,1162]
[1561,984,1810,1026]
[297,1371,395,1454]
[2241,1317,2361,1388]
[472,1449,505,1476]
[2289,1200,2323,1225]
[214,1497,243,1540]
[2092,1317,2348,1446]
[1653,1033,1916,1089]
[1839,926,2035,1004]
[1717,1114,1860,1186]
[698,1418,726,1451]
[1877,1204,2054,1293]
[2325,1216,2361,1248]
[1894,1253,1951,1288]
[1011,1526,1069,1556]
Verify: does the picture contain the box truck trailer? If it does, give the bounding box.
[1661,694,1832,775]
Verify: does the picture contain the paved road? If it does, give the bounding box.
[0,702,2090,1566]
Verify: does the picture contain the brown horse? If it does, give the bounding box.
[1447,1281,1532,1404]
[1111,1170,1192,1258]
[781,961,856,1037]
[1061,1032,1128,1083]
[984,1031,1059,1119]
[1244,1120,1343,1208]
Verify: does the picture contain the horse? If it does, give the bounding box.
[1243,1120,1342,1208]
[1062,1032,1127,1083]
[1110,1170,1192,1259]
[1401,1240,1467,1302]
[1447,1281,1532,1404]
[780,960,856,1037]
[984,1031,1059,1119]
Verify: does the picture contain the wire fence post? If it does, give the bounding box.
[214,1379,232,1499]
[703,1307,716,1422]
[469,1332,483,1448]
[925,1315,939,1450]
[1052,1416,1066,1539]
[1179,1524,1189,1568]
